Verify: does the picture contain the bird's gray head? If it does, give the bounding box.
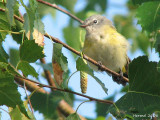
[80,15,114,31]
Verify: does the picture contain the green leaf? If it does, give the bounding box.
[19,40,45,63]
[6,0,16,25]
[17,61,38,78]
[20,0,36,39]
[23,101,36,120]
[132,0,160,5]
[114,14,150,54]
[109,56,160,119]
[76,57,108,94]
[136,1,160,33]
[0,62,29,118]
[21,0,44,39]
[9,48,20,67]
[9,103,35,120]
[34,18,45,34]
[155,33,160,55]
[158,61,160,72]
[0,42,9,61]
[30,92,64,119]
[95,116,106,120]
[0,2,10,40]
[11,20,24,44]
[52,43,68,72]
[9,106,23,120]
[66,113,81,120]
[96,95,114,117]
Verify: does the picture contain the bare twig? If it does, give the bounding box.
[0,8,129,82]
[36,0,83,24]
[15,76,114,104]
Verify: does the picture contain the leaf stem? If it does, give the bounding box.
[75,100,90,113]
[15,76,114,105]
[66,71,78,89]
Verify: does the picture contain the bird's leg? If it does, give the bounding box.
[97,61,103,71]
[118,68,127,86]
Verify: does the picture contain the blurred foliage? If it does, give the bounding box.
[0,0,160,120]
[109,56,160,119]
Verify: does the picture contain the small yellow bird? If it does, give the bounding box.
[80,15,130,85]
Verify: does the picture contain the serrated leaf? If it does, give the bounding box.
[33,19,45,46]
[52,43,68,86]
[19,40,45,63]
[52,43,68,72]
[34,19,45,34]
[9,48,20,67]
[136,1,160,33]
[96,95,114,117]
[76,57,108,94]
[21,0,44,40]
[66,113,81,120]
[30,92,63,119]
[20,0,36,39]
[0,2,10,40]
[109,56,160,120]
[17,61,38,78]
[6,0,16,25]
[0,62,29,118]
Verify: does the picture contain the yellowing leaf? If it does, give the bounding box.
[52,61,63,86]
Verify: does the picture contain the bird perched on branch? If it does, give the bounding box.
[80,15,130,85]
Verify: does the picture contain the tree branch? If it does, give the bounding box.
[14,76,87,120]
[0,7,129,82]
[15,76,114,105]
[36,0,83,24]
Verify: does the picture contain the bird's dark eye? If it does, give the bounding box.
[93,20,98,24]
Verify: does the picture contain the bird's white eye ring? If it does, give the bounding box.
[93,20,98,24]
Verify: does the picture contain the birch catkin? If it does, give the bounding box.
[80,71,88,94]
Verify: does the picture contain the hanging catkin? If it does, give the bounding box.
[80,71,88,94]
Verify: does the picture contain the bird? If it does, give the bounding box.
[80,15,130,85]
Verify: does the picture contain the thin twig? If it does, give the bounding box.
[15,76,114,104]
[24,82,34,114]
[14,76,86,120]
[36,0,83,24]
[0,8,129,82]
[40,58,56,88]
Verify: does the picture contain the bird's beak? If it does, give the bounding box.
[80,24,88,28]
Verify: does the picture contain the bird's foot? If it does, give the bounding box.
[97,61,103,71]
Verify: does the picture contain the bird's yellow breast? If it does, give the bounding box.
[83,26,129,72]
